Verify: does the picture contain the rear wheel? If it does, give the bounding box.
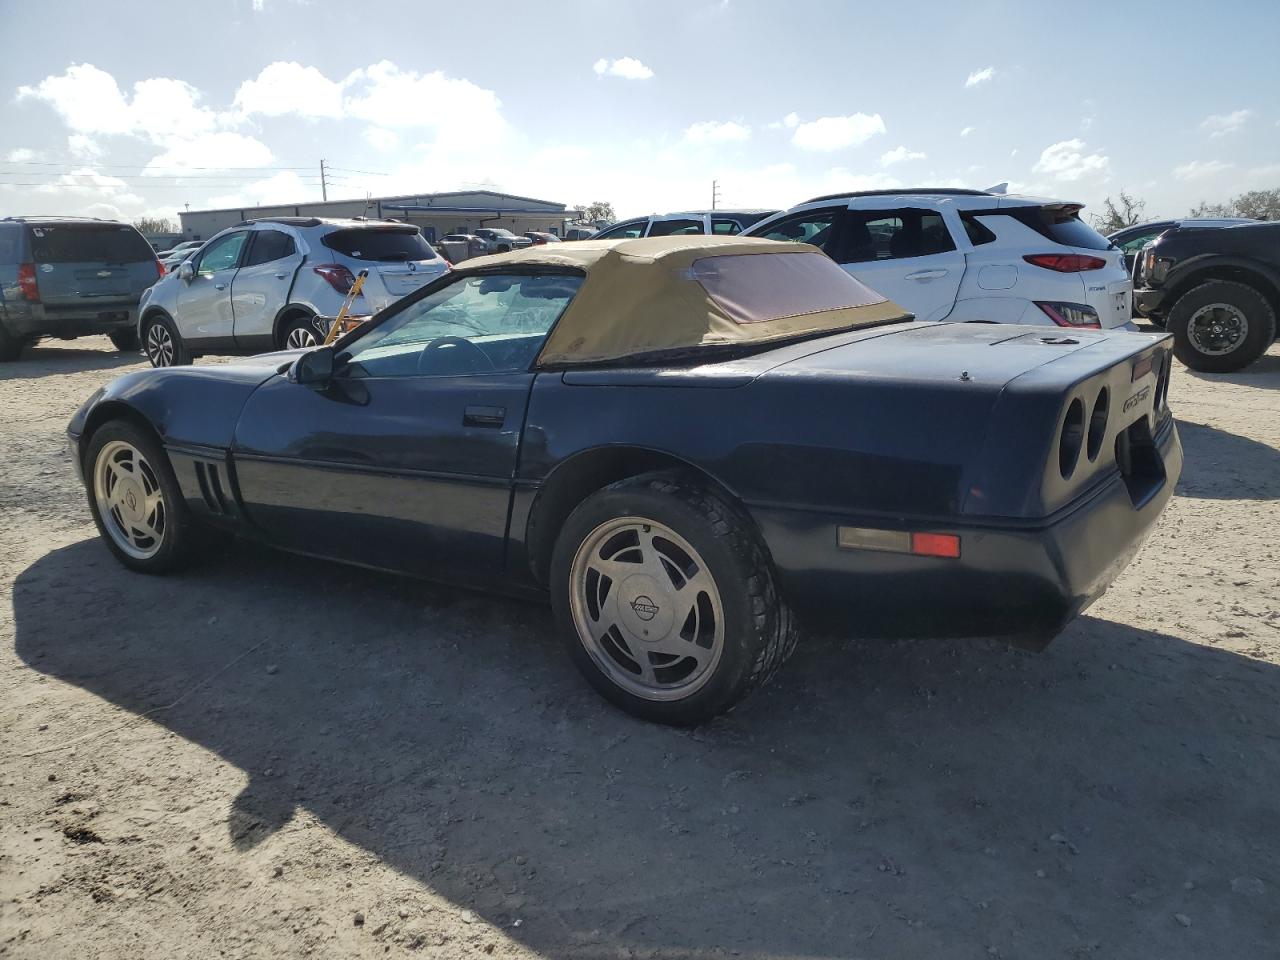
[109,328,139,352]
[1167,280,1276,373]
[0,325,23,361]
[280,313,322,350]
[85,420,200,573]
[142,313,190,367]
[551,473,797,725]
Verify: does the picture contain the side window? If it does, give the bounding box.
[838,209,958,263]
[751,208,841,253]
[195,232,248,275]
[712,219,742,235]
[647,218,704,237]
[962,216,998,246]
[0,224,19,263]
[593,219,646,240]
[341,273,584,379]
[1120,231,1159,253]
[243,230,296,267]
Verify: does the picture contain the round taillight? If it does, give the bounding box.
[1087,387,1109,462]
[1059,398,1085,479]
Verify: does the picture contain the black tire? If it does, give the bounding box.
[550,472,797,725]
[83,420,202,574]
[108,328,140,352]
[141,312,191,367]
[0,325,23,361]
[279,312,323,351]
[1167,280,1276,373]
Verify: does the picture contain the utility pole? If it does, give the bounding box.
[711,179,721,210]
[319,159,329,202]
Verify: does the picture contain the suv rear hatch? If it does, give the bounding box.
[999,203,1132,329]
[321,226,448,307]
[25,222,159,309]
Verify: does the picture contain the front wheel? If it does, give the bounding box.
[1167,280,1276,373]
[84,420,201,573]
[142,313,191,367]
[550,473,797,725]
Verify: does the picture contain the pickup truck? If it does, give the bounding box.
[1133,221,1279,372]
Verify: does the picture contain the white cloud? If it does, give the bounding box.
[791,113,885,152]
[205,170,314,210]
[1032,139,1111,181]
[1173,159,1234,181]
[234,61,345,119]
[5,148,38,162]
[68,134,101,159]
[144,132,274,173]
[880,146,926,167]
[965,66,996,88]
[683,120,750,144]
[783,112,800,128]
[344,61,507,146]
[821,170,902,192]
[960,126,974,138]
[1246,162,1280,181]
[1201,109,1253,138]
[592,57,654,80]
[363,126,400,152]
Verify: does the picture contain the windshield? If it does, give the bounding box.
[322,228,437,262]
[26,223,155,263]
[340,271,583,378]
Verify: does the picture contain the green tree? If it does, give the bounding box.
[132,215,178,235]
[1189,188,1280,221]
[577,201,616,224]
[1091,190,1148,234]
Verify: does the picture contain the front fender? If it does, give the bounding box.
[1163,253,1280,298]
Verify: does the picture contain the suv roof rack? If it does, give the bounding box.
[2,215,108,222]
[802,187,992,204]
[234,216,324,227]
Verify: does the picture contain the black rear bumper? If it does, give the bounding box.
[751,417,1181,646]
[4,302,138,339]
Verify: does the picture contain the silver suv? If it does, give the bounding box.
[138,217,449,366]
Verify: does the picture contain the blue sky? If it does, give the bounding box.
[3,0,1278,225]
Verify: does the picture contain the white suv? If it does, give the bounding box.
[745,189,1134,330]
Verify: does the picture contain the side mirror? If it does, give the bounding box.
[288,345,335,385]
[178,261,194,281]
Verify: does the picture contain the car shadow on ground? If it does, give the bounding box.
[1180,350,1280,390]
[1175,419,1280,500]
[5,342,140,379]
[12,537,1280,958]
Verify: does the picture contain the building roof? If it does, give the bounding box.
[183,189,569,218]
[458,235,908,366]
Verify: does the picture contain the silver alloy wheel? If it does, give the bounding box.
[568,516,725,701]
[145,321,174,367]
[286,323,319,349]
[1188,302,1249,356]
[93,440,166,560]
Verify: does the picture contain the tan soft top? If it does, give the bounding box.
[460,235,908,365]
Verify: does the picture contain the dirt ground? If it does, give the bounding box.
[1,336,1277,960]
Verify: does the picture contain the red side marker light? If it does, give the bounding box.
[911,532,961,559]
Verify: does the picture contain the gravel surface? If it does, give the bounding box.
[2,336,1278,959]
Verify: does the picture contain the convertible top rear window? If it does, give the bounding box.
[689,252,887,325]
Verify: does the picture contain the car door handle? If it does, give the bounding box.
[214,282,227,290]
[274,272,288,279]
[463,405,506,428]
[904,269,948,281]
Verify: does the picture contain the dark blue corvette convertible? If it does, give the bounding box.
[68,235,1181,724]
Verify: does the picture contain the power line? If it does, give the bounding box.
[2,159,317,172]
[0,171,326,183]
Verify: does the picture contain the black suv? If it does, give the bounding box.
[1134,221,1279,372]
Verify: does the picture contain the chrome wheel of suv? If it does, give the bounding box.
[1187,303,1248,356]
[145,321,175,366]
[286,325,319,349]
